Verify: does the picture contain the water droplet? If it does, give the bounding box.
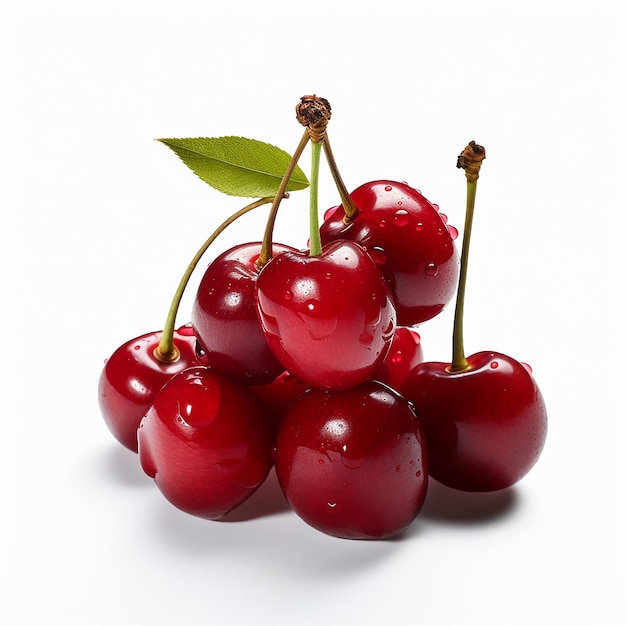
[431,203,440,212]
[391,350,403,364]
[307,302,315,311]
[395,465,402,473]
[370,247,386,265]
[384,185,393,192]
[521,362,533,374]
[415,470,422,478]
[133,345,141,350]
[415,221,424,231]
[318,458,324,465]
[439,213,448,224]
[447,225,459,240]
[394,209,410,226]
[424,262,439,277]
[379,219,387,228]
[490,361,499,369]
[284,290,292,300]
[325,272,332,280]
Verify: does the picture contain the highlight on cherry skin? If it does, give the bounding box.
[401,351,547,492]
[319,180,460,326]
[273,379,428,540]
[255,239,397,392]
[191,241,296,385]
[98,324,205,453]
[138,366,275,520]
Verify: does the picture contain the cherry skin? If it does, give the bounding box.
[138,366,274,520]
[274,380,428,539]
[372,326,424,392]
[191,241,296,385]
[320,180,459,326]
[249,371,309,431]
[401,351,547,492]
[255,240,396,391]
[98,324,205,453]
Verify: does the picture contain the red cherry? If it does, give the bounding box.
[249,371,309,429]
[320,180,459,326]
[401,352,547,491]
[98,325,204,452]
[373,326,424,392]
[138,366,274,520]
[255,240,396,391]
[274,380,428,539]
[191,242,296,385]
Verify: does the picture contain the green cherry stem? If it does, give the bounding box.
[257,129,310,269]
[154,196,278,363]
[449,141,487,373]
[308,139,323,256]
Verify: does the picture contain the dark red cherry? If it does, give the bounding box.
[138,366,274,520]
[249,371,308,430]
[373,326,424,392]
[191,242,296,385]
[274,380,428,539]
[401,351,547,492]
[320,180,459,326]
[255,240,396,391]
[98,325,204,452]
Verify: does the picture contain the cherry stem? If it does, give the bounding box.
[322,134,359,222]
[308,139,323,256]
[450,141,486,373]
[257,129,310,269]
[154,196,278,363]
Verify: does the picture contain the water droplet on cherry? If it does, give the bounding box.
[415,470,422,478]
[395,465,402,473]
[370,247,386,265]
[490,361,499,369]
[522,362,533,374]
[431,203,440,212]
[133,345,141,350]
[284,290,292,300]
[424,262,439,277]
[384,185,393,192]
[447,225,459,240]
[415,221,424,231]
[440,213,448,224]
[394,209,410,226]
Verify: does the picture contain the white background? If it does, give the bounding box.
[2,2,624,625]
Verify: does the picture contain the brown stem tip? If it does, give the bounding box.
[296,95,332,143]
[457,141,486,182]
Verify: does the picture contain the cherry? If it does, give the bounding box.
[255,240,396,391]
[319,180,460,326]
[373,325,424,392]
[402,353,546,491]
[273,380,428,539]
[191,241,296,385]
[249,370,309,429]
[138,366,275,520]
[98,324,204,453]
[401,142,547,492]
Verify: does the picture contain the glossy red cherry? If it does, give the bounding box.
[320,180,459,326]
[401,352,547,491]
[255,239,396,391]
[249,371,308,430]
[191,241,295,385]
[373,326,424,392]
[98,325,204,452]
[138,366,274,520]
[274,380,428,539]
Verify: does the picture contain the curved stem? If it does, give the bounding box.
[450,179,477,372]
[154,196,276,362]
[308,140,323,256]
[322,134,359,222]
[257,129,311,269]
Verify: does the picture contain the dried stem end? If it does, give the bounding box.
[296,95,332,143]
[456,141,486,182]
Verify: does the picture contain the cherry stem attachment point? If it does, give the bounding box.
[154,196,278,363]
[450,141,486,373]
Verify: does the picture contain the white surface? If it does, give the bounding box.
[2,3,624,625]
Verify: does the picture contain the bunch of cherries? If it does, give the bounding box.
[98,96,547,540]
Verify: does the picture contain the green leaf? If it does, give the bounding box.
[157,136,309,198]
